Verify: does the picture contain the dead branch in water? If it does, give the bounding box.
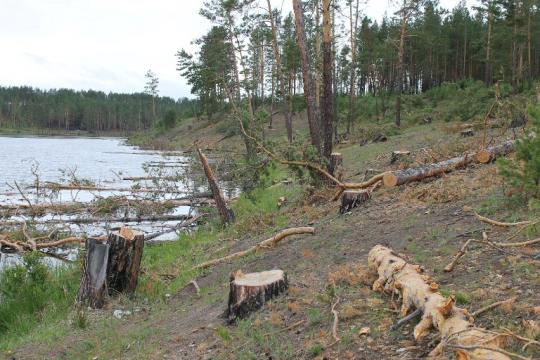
[193,227,315,270]
[145,214,206,242]
[0,214,193,227]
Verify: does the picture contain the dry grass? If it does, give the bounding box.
[327,263,375,287]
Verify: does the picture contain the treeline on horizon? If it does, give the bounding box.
[0,87,198,132]
[178,0,540,124]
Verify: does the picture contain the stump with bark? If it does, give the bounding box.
[106,227,145,295]
[329,153,344,182]
[226,270,288,323]
[460,128,475,137]
[77,238,110,308]
[390,150,411,164]
[77,227,145,308]
[340,189,371,214]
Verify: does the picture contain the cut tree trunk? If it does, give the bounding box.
[226,269,288,323]
[77,238,110,309]
[460,128,475,137]
[369,245,510,359]
[340,190,371,214]
[383,140,516,187]
[197,149,235,225]
[390,150,411,164]
[476,140,515,164]
[106,227,145,295]
[329,152,344,182]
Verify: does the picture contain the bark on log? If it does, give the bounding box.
[197,148,235,225]
[476,140,515,164]
[369,245,510,359]
[329,153,344,182]
[461,128,475,137]
[383,140,516,187]
[77,238,110,309]
[106,227,145,295]
[226,269,288,323]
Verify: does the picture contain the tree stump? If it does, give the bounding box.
[340,189,371,214]
[77,238,110,309]
[226,270,288,323]
[106,227,145,295]
[423,116,432,124]
[390,150,411,164]
[460,128,474,137]
[329,152,344,182]
[372,133,387,142]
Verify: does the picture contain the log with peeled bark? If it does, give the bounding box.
[368,245,510,359]
[106,227,145,295]
[226,269,288,323]
[77,238,110,309]
[197,148,235,225]
[383,140,516,187]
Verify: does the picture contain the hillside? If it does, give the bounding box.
[4,84,540,359]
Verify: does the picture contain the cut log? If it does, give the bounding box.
[106,227,145,295]
[0,214,192,227]
[476,140,516,163]
[460,128,475,137]
[226,269,288,323]
[369,245,510,359]
[197,148,235,225]
[383,153,474,187]
[329,153,344,182]
[340,190,371,214]
[77,238,110,309]
[390,150,411,164]
[383,140,516,187]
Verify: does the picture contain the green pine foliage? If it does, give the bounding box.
[498,104,540,199]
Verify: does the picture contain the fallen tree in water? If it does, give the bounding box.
[368,245,526,359]
[0,213,193,227]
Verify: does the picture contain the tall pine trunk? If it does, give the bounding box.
[292,0,321,153]
[322,0,333,159]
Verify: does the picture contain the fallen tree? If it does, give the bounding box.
[0,214,192,226]
[193,227,315,270]
[368,245,513,359]
[382,140,515,187]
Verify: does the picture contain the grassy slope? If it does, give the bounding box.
[3,82,540,359]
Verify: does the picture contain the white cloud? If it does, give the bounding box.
[0,0,478,99]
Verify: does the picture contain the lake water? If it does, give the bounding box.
[0,135,205,269]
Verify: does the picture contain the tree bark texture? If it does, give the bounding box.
[77,238,110,309]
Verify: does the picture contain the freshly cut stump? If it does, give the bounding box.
[390,150,411,164]
[226,270,288,323]
[329,152,344,182]
[340,189,371,214]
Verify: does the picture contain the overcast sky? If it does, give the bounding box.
[0,0,477,99]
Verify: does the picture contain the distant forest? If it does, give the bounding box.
[0,87,197,132]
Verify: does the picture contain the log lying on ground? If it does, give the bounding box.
[383,140,516,187]
[197,148,235,225]
[368,245,510,359]
[476,140,515,164]
[194,227,315,270]
[77,238,110,309]
[226,269,288,323]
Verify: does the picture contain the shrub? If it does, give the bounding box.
[0,253,79,337]
[498,104,540,199]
